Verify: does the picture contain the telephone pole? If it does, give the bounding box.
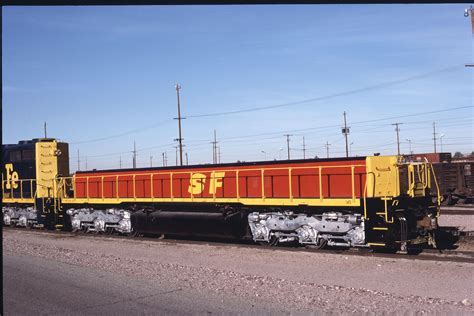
[85,157,88,170]
[174,83,185,166]
[150,156,153,167]
[433,122,437,153]
[185,152,189,165]
[218,146,221,164]
[406,139,413,155]
[284,134,291,160]
[44,122,47,138]
[119,156,122,169]
[302,136,306,159]
[175,146,178,166]
[162,152,165,166]
[77,149,80,171]
[212,130,218,164]
[342,111,350,158]
[132,141,137,168]
[392,123,402,156]
[325,141,330,158]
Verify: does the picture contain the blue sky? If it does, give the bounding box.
[3,4,473,171]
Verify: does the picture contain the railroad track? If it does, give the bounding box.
[441,204,474,215]
[4,226,474,264]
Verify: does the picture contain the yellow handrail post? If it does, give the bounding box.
[212,171,216,201]
[170,173,174,200]
[236,170,240,201]
[133,175,136,200]
[288,168,293,201]
[351,166,355,201]
[319,166,323,201]
[190,172,194,201]
[116,175,119,198]
[151,174,154,201]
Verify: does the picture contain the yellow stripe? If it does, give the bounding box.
[2,198,35,204]
[368,242,386,246]
[373,227,388,231]
[61,197,361,207]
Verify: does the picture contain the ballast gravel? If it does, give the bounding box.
[4,230,474,314]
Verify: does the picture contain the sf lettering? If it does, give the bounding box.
[188,172,225,195]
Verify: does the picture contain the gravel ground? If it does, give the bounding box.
[4,229,474,314]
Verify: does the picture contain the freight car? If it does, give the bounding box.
[3,138,442,252]
[406,153,474,205]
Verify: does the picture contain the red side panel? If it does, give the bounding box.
[74,159,367,201]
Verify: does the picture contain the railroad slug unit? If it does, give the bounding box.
[2,138,442,251]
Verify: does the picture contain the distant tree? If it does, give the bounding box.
[453,152,464,159]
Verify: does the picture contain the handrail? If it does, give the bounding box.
[1,179,36,200]
[428,160,441,218]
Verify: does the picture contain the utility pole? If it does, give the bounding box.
[119,156,122,169]
[218,146,221,164]
[284,134,291,160]
[406,139,413,155]
[185,152,189,165]
[85,157,88,170]
[132,141,137,168]
[432,122,437,153]
[150,156,153,167]
[325,141,330,158]
[162,152,165,166]
[392,123,403,156]
[44,122,47,138]
[77,149,80,171]
[302,136,306,159]
[165,152,168,166]
[342,111,350,158]
[175,146,178,166]
[212,130,218,164]
[174,83,184,166]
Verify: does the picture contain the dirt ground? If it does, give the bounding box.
[3,229,474,314]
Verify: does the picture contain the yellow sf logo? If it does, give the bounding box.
[5,163,19,190]
[188,172,225,195]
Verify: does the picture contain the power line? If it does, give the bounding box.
[70,119,172,144]
[185,65,464,118]
[69,106,471,163]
